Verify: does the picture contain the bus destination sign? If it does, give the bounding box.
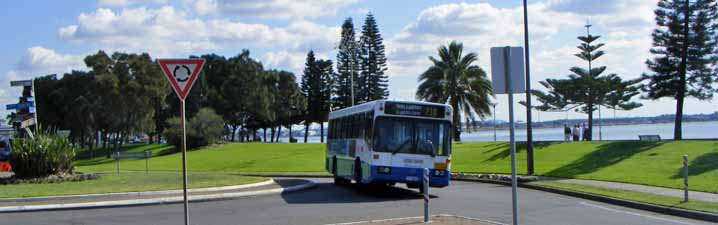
[384,102,445,118]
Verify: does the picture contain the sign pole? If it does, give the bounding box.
[158,58,205,225]
[181,99,189,225]
[32,79,39,128]
[504,46,519,225]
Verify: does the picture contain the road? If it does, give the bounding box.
[2,178,712,225]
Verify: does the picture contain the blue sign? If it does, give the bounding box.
[6,102,34,110]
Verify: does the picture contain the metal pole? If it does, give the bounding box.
[683,154,688,202]
[522,0,534,176]
[493,104,497,142]
[181,100,189,225]
[504,47,519,225]
[32,79,39,128]
[423,168,430,223]
[116,152,120,174]
[145,150,149,174]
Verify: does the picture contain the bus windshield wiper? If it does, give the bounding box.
[392,139,411,155]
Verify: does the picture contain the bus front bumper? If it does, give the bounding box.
[369,166,450,187]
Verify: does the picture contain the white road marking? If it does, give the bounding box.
[579,202,697,225]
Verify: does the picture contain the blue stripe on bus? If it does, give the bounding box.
[368,165,450,187]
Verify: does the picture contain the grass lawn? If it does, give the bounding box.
[75,140,718,193]
[451,141,718,193]
[76,143,324,173]
[530,180,718,213]
[0,172,266,198]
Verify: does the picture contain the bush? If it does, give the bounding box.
[9,132,76,179]
[164,107,224,150]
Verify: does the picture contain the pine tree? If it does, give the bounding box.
[300,51,317,143]
[642,0,717,140]
[358,13,389,103]
[334,18,360,109]
[533,26,642,141]
[316,59,334,143]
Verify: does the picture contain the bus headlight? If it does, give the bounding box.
[433,170,446,177]
[377,166,391,175]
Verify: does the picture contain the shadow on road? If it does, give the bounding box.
[280,181,437,204]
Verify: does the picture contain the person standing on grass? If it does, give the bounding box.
[572,124,579,141]
[581,123,589,141]
[564,124,571,141]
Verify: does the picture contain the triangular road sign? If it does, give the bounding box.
[158,58,206,101]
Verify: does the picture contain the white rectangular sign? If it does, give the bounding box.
[490,47,526,94]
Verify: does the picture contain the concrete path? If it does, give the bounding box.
[542,177,718,202]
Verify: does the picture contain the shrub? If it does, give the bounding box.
[164,107,224,150]
[9,132,76,179]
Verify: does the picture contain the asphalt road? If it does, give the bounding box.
[2,178,712,225]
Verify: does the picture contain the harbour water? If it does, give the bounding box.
[281,121,717,143]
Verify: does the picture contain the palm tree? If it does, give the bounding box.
[416,41,493,141]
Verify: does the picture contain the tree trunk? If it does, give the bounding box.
[277,126,282,143]
[289,125,293,142]
[675,0,689,140]
[269,126,277,142]
[304,121,309,143]
[320,122,324,143]
[587,100,594,141]
[451,99,461,142]
[263,128,267,142]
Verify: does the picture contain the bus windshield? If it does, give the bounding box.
[372,117,450,156]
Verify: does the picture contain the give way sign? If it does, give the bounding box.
[158,58,206,100]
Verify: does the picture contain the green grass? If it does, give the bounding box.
[530,180,718,213]
[77,143,324,173]
[451,141,718,193]
[0,172,266,198]
[76,141,718,193]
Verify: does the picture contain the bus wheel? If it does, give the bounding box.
[354,158,362,185]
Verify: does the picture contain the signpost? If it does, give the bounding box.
[158,58,205,225]
[490,46,525,225]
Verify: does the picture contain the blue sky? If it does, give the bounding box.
[0,0,715,122]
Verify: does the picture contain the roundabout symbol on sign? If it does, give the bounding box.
[173,65,191,82]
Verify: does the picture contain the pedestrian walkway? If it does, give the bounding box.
[540,177,718,202]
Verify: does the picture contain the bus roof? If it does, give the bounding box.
[329,100,452,120]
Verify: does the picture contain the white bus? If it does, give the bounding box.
[326,100,453,191]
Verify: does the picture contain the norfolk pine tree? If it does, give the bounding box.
[641,0,717,140]
[334,18,360,109]
[358,13,389,103]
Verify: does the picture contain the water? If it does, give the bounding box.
[460,121,718,142]
[276,121,717,143]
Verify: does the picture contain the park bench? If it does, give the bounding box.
[638,135,661,141]
[112,150,152,174]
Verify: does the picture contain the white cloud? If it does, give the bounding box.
[191,0,359,20]
[58,6,340,58]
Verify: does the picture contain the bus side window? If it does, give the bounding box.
[339,118,346,139]
[365,112,373,141]
[351,115,357,138]
[328,119,334,140]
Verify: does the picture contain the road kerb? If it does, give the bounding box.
[0,179,276,203]
[0,180,315,213]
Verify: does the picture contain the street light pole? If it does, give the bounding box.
[523,0,535,175]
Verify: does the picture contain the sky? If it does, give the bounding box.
[0,0,715,123]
